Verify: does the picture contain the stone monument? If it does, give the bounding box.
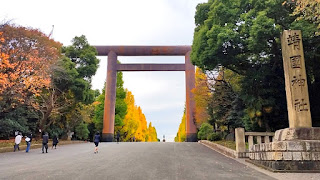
[247,30,320,172]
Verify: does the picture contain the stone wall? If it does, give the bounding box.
[249,140,320,161]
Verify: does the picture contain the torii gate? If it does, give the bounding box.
[94,46,197,142]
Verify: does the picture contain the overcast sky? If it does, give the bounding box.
[1,0,206,142]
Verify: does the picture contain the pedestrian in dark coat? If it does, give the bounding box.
[42,132,49,153]
[93,132,100,154]
[52,135,59,149]
[116,131,120,144]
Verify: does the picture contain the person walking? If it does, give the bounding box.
[93,131,100,154]
[25,133,32,153]
[14,132,22,152]
[42,132,49,153]
[116,131,120,144]
[52,135,59,149]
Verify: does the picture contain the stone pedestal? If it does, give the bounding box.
[235,128,246,153]
[248,128,320,172]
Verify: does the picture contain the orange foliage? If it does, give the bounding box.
[176,68,209,142]
[0,24,61,110]
[191,68,210,128]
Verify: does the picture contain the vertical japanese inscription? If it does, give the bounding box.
[291,75,305,87]
[281,30,311,128]
[287,32,301,50]
[289,55,301,68]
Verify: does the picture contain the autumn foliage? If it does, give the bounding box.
[120,90,157,142]
[192,68,210,128]
[175,68,210,142]
[0,24,158,140]
[0,24,61,112]
[174,112,186,142]
[287,0,320,32]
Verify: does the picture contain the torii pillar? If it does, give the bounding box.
[95,46,198,142]
[102,51,117,142]
[185,51,197,141]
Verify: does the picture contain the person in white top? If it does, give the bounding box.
[14,132,22,152]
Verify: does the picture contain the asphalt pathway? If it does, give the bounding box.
[0,142,275,180]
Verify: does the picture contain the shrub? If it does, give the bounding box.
[75,122,89,140]
[207,132,222,141]
[197,123,213,140]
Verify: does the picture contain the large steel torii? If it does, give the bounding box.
[94,45,197,142]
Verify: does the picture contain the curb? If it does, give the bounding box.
[199,140,238,158]
[0,141,85,153]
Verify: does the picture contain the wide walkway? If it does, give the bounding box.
[0,142,274,180]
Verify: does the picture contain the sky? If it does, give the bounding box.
[1,0,206,142]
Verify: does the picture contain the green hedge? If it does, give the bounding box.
[207,132,222,141]
[197,123,213,140]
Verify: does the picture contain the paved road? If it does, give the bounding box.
[0,142,274,180]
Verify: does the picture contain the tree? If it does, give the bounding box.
[0,24,61,136]
[288,0,320,126]
[289,0,320,32]
[208,70,235,131]
[226,95,245,130]
[191,0,320,130]
[36,61,76,132]
[174,110,186,142]
[37,35,99,132]
[0,24,61,113]
[75,121,89,140]
[121,90,142,142]
[197,122,213,140]
[93,71,127,133]
[117,89,157,142]
[192,68,210,128]
[146,122,158,142]
[0,24,100,137]
[62,35,99,104]
[135,107,148,141]
[0,105,38,138]
[37,35,100,136]
[114,71,127,130]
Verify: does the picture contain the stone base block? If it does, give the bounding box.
[274,127,320,141]
[186,133,197,142]
[249,141,320,161]
[101,133,114,142]
[246,159,320,172]
[248,128,320,172]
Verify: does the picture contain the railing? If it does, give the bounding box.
[235,128,275,158]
